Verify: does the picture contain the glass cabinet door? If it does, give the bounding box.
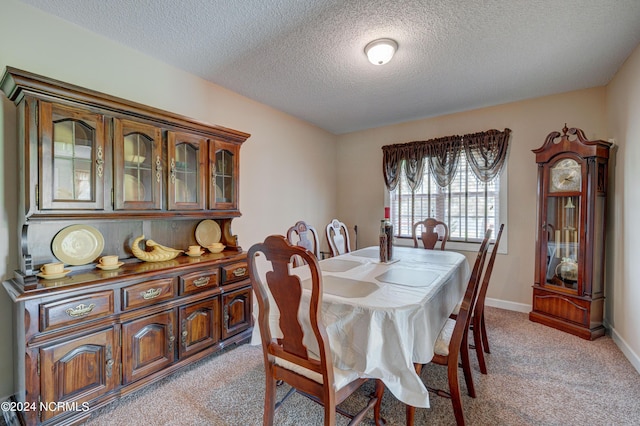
[209,140,239,210]
[543,195,581,293]
[114,119,162,210]
[39,102,106,210]
[167,131,207,210]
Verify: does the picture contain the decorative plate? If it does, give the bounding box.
[52,224,105,266]
[195,219,221,247]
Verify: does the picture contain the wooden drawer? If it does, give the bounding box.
[40,291,114,332]
[122,278,176,311]
[180,269,219,295]
[221,262,248,284]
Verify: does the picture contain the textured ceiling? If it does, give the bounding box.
[18,0,640,134]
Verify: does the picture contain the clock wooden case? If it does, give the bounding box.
[1,67,253,425]
[530,125,611,340]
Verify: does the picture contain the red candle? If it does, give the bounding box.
[384,207,390,219]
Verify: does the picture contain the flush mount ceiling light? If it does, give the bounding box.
[364,38,398,65]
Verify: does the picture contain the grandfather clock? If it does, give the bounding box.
[530,125,611,340]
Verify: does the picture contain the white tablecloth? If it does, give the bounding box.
[251,246,470,408]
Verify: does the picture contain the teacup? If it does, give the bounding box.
[187,245,202,255]
[100,255,119,266]
[41,262,64,275]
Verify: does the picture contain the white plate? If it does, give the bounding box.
[52,224,105,266]
[195,220,221,246]
[125,174,145,201]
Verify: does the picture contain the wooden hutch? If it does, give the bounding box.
[1,67,253,425]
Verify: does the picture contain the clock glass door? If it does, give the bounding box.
[545,195,581,291]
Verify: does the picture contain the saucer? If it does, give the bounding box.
[37,269,71,280]
[186,250,205,257]
[96,262,124,270]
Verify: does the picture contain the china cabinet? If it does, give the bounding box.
[530,125,611,340]
[1,67,252,425]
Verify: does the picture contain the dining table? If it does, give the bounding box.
[250,245,470,410]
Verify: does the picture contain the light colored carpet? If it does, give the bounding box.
[85,308,640,425]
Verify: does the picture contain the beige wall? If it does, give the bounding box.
[0,0,336,398]
[606,43,640,368]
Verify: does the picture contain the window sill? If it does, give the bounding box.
[394,236,507,254]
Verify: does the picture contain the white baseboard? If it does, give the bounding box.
[605,320,640,375]
[485,297,531,313]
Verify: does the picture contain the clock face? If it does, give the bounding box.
[550,159,581,193]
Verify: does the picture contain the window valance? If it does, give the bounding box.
[382,128,511,191]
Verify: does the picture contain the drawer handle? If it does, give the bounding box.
[232,267,247,277]
[65,303,96,318]
[193,277,210,287]
[141,288,162,300]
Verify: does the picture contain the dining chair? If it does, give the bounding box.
[286,220,320,266]
[449,224,504,375]
[412,218,449,250]
[407,228,492,426]
[248,235,385,426]
[325,219,351,257]
[470,223,504,374]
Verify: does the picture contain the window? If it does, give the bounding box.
[390,155,503,242]
[382,128,510,251]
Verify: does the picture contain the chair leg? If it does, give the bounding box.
[406,363,422,426]
[480,312,491,354]
[263,375,277,426]
[373,380,385,426]
[323,400,336,426]
[460,331,476,398]
[473,315,488,375]
[448,358,466,426]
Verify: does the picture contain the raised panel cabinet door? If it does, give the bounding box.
[209,140,240,210]
[167,131,207,210]
[39,327,118,422]
[39,101,106,210]
[178,297,220,359]
[122,310,176,384]
[221,286,252,340]
[114,118,163,210]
